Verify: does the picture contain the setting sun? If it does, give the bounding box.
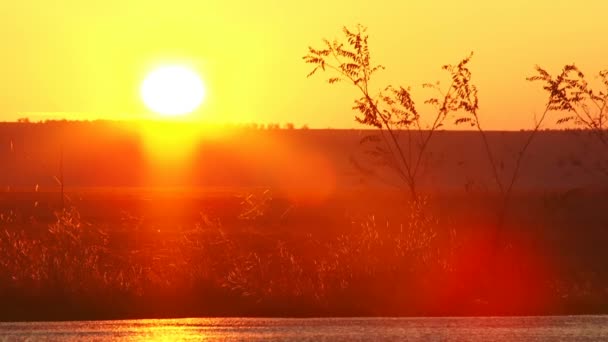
[141,65,206,116]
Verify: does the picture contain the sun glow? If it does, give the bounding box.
[141,65,206,116]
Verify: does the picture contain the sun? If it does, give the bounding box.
[141,65,206,116]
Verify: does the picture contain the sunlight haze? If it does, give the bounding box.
[1,0,606,129]
[3,0,608,327]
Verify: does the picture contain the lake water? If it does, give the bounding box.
[0,316,607,341]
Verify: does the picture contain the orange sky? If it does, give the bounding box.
[1,0,607,129]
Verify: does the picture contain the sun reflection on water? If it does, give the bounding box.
[105,318,215,341]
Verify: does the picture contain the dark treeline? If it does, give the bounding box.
[0,121,606,191]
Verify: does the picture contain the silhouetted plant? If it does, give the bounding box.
[529,65,608,175]
[528,65,608,134]
[304,25,487,198]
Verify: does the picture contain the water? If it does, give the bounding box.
[0,316,607,341]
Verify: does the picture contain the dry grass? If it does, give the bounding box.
[1,189,607,320]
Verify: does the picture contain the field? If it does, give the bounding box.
[1,121,608,320]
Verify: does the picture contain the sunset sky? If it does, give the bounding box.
[1,0,606,129]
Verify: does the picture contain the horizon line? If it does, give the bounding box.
[0,118,599,133]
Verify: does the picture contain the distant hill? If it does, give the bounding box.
[0,121,606,193]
